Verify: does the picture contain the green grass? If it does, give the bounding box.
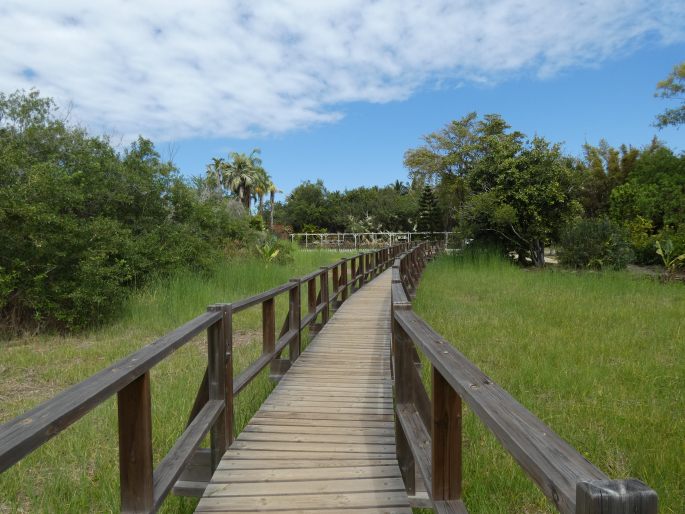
[0,250,342,513]
[412,251,684,514]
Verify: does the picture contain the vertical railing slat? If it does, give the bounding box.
[432,366,462,502]
[289,279,301,360]
[118,372,154,513]
[207,306,228,471]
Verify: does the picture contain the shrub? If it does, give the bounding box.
[0,90,254,332]
[558,218,634,270]
[254,235,295,265]
[249,214,266,232]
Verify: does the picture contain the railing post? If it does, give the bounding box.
[432,366,462,502]
[332,264,340,309]
[359,254,366,287]
[224,305,234,447]
[118,372,153,513]
[393,304,415,496]
[341,260,349,301]
[349,258,356,292]
[289,279,301,360]
[263,298,276,375]
[307,277,316,317]
[208,305,228,471]
[576,479,657,514]
[319,267,329,324]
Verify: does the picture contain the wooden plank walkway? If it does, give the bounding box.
[195,269,411,513]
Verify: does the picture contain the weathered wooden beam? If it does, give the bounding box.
[394,308,609,514]
[0,311,220,473]
[118,372,153,513]
[575,479,657,514]
[432,366,462,502]
[207,306,228,471]
[288,279,301,361]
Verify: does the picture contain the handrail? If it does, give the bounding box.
[0,310,221,473]
[391,243,658,514]
[0,242,409,513]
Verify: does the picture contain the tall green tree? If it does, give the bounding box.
[416,185,441,232]
[609,141,685,262]
[406,113,580,266]
[252,165,270,217]
[578,140,636,217]
[280,180,339,232]
[654,61,685,128]
[268,181,281,229]
[224,148,262,210]
[0,90,252,331]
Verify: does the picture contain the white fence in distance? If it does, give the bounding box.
[289,232,462,250]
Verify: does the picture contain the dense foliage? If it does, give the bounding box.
[654,61,685,129]
[405,113,581,266]
[205,149,280,228]
[277,179,420,233]
[0,90,253,331]
[416,185,441,233]
[608,142,685,264]
[558,218,634,270]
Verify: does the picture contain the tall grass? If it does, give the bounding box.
[413,251,684,514]
[0,251,342,513]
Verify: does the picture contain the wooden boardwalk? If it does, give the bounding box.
[195,269,411,513]
[1,242,659,513]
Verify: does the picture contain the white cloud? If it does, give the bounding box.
[1,0,683,140]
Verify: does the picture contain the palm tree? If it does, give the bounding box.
[204,157,225,194]
[267,181,281,229]
[252,166,270,218]
[225,148,262,210]
[393,180,409,195]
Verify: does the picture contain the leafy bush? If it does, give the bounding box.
[249,214,266,232]
[254,235,295,264]
[609,143,685,264]
[558,218,634,270]
[655,239,685,278]
[0,90,254,332]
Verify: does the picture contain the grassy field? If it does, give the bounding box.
[0,250,343,513]
[412,252,684,514]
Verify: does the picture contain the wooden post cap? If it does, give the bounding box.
[576,479,657,514]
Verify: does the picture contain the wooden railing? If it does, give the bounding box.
[0,243,408,513]
[391,243,659,514]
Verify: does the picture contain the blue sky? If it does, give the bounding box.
[2,1,684,200]
[170,43,685,195]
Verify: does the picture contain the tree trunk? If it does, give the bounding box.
[258,194,264,216]
[270,191,275,228]
[243,186,251,211]
[530,240,545,267]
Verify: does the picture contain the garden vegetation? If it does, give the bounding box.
[0,91,260,333]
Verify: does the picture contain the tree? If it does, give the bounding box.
[393,180,409,195]
[577,140,635,217]
[406,113,580,266]
[654,61,685,129]
[416,185,441,232]
[404,112,492,184]
[281,180,339,232]
[268,181,281,229]
[252,165,269,217]
[206,156,224,188]
[224,148,262,210]
[0,90,253,331]
[609,141,685,263]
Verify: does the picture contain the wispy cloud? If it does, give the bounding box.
[1,0,683,140]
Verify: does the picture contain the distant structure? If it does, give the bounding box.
[289,231,457,249]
